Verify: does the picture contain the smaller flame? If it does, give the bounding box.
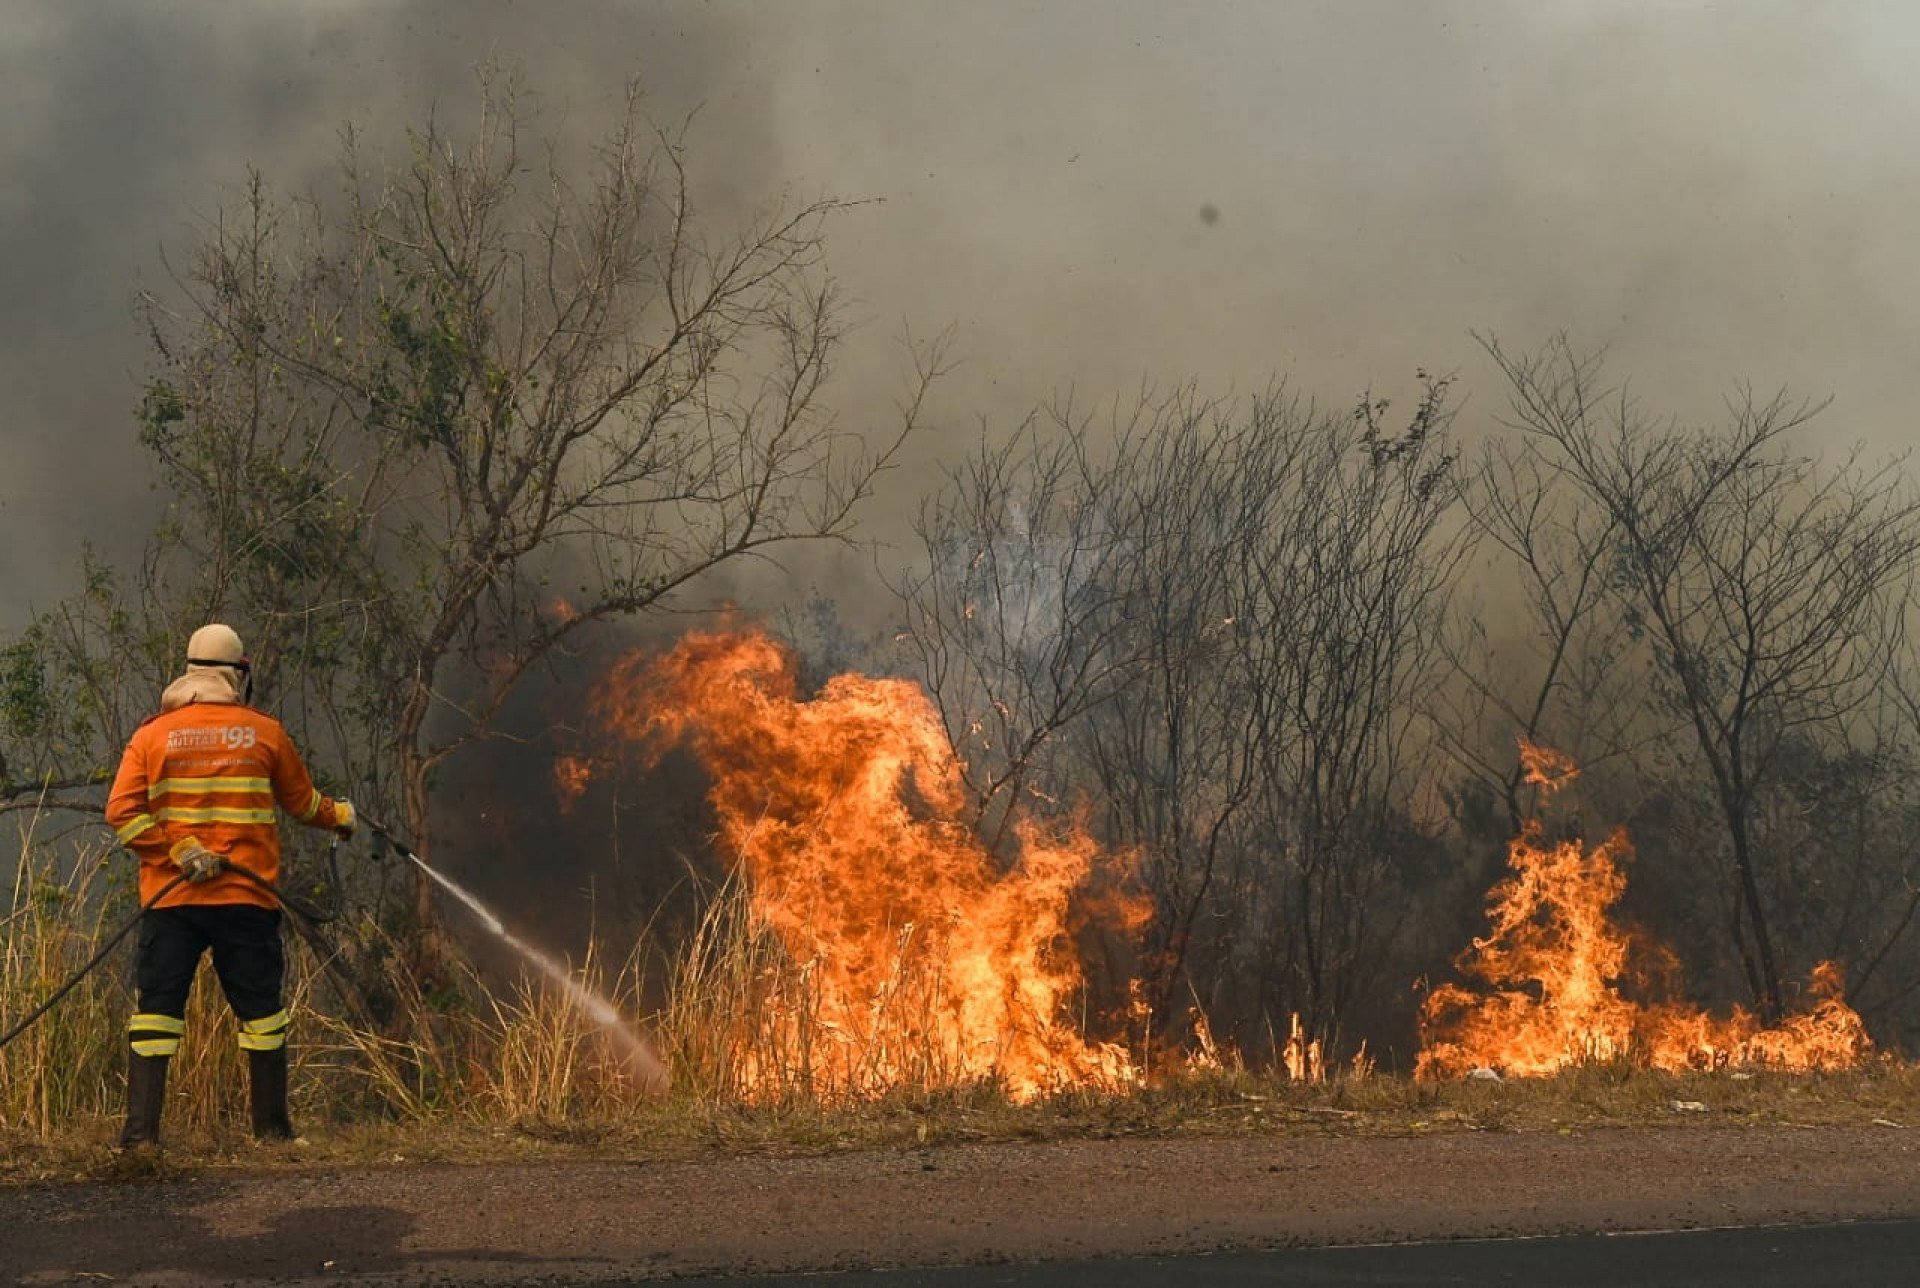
[553,754,594,813]
[1282,1013,1324,1083]
[1419,742,1873,1078]
[1517,736,1579,796]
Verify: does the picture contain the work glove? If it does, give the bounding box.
[332,798,356,838]
[169,837,224,884]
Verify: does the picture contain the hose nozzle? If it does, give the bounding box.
[359,813,414,861]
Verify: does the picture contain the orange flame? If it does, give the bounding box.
[594,629,1146,1100]
[1282,1013,1324,1083]
[1418,744,1871,1078]
[1517,736,1579,796]
[552,755,594,813]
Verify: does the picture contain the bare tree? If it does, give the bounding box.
[900,378,1462,1060]
[18,68,936,967]
[1487,335,1920,1021]
[1231,378,1462,1049]
[1834,637,1920,1039]
[1438,429,1656,833]
[897,399,1146,856]
[1071,391,1280,1029]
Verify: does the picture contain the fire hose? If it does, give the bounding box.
[0,835,354,1053]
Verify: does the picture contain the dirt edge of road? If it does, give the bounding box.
[3,1124,1918,1284]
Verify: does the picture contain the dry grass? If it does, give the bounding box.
[1,837,123,1136]
[658,874,983,1106]
[0,824,374,1147]
[12,1057,1919,1188]
[8,819,1920,1188]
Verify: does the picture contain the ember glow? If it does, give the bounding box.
[552,755,593,812]
[1417,741,1871,1078]
[589,629,1146,1101]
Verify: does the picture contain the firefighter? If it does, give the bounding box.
[104,624,354,1148]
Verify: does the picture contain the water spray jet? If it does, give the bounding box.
[368,815,670,1093]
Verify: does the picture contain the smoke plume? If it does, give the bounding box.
[4,3,1914,611]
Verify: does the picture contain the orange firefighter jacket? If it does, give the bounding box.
[105,673,350,910]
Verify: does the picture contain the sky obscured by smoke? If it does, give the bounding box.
[4,1,1918,616]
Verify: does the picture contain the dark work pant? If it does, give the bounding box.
[134,903,286,1023]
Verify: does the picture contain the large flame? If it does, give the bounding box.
[1417,740,1871,1078]
[589,629,1146,1100]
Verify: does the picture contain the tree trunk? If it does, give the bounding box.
[1726,814,1786,1023]
[397,733,455,991]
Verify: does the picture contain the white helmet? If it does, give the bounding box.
[186,623,245,666]
[185,623,252,700]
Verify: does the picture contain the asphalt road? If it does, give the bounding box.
[694,1219,1920,1287]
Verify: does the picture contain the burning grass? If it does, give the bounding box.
[0,672,1907,1184]
[8,1042,1920,1187]
[1417,741,1873,1079]
[6,854,1916,1187]
[589,629,1149,1102]
[4,827,1918,1186]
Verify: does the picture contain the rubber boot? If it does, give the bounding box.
[247,1048,295,1141]
[118,1052,168,1150]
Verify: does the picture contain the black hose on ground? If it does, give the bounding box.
[0,872,190,1051]
[0,838,351,1053]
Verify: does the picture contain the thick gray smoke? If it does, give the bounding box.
[4,2,1917,618]
[0,1,766,619]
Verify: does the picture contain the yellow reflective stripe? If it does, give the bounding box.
[154,806,278,826]
[116,814,158,844]
[238,1009,289,1036]
[131,1012,186,1056]
[298,789,323,822]
[237,1009,289,1050]
[150,776,273,797]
